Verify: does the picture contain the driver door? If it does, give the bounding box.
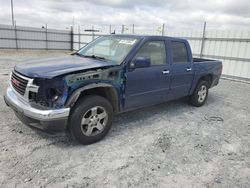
[124,40,170,110]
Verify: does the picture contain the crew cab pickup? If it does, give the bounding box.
[4,35,222,145]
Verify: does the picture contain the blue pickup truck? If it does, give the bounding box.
[4,35,222,144]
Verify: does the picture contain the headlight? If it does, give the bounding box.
[31,77,67,108]
[50,88,61,103]
[52,94,59,102]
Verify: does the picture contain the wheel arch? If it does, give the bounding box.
[65,83,120,113]
[189,74,213,95]
[199,74,213,88]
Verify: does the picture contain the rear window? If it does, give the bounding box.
[171,41,188,64]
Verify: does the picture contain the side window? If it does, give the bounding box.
[133,41,167,65]
[171,41,188,64]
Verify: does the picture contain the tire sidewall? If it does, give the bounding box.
[69,95,114,145]
[190,80,209,106]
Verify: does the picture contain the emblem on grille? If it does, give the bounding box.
[12,78,20,86]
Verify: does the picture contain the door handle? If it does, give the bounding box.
[162,70,170,74]
[186,68,192,72]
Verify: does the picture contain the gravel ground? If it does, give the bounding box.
[0,51,249,188]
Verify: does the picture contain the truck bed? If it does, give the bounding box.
[193,58,218,63]
[192,57,222,89]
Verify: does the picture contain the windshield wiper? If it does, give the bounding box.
[73,52,107,61]
[82,54,106,61]
[73,52,84,57]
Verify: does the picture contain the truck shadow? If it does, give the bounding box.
[33,94,218,147]
[113,94,217,128]
[111,99,191,135]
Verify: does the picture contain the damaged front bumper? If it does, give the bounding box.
[4,87,70,131]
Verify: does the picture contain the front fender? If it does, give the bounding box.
[65,83,119,108]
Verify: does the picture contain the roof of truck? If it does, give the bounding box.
[110,34,187,41]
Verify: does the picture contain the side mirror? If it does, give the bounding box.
[130,57,151,70]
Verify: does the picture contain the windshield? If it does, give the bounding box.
[77,36,139,64]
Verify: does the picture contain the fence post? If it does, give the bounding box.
[78,25,80,49]
[70,26,74,51]
[45,24,48,50]
[162,23,165,36]
[121,25,124,34]
[92,25,94,41]
[200,21,206,58]
[14,21,18,50]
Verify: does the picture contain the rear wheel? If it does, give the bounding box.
[69,95,114,145]
[189,80,209,107]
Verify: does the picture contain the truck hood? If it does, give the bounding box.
[14,55,117,79]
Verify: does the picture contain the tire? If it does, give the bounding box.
[189,80,209,107]
[69,95,114,145]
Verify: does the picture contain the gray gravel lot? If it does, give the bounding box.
[0,51,249,188]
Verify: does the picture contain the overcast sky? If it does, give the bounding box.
[0,0,250,31]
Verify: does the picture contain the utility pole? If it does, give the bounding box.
[200,21,207,58]
[11,0,15,26]
[162,23,165,36]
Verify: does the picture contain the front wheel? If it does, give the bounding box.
[69,95,114,145]
[189,80,209,107]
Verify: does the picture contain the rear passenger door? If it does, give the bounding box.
[169,40,194,99]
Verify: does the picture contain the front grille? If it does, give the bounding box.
[11,71,28,95]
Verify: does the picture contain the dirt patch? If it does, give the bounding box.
[154,134,172,152]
